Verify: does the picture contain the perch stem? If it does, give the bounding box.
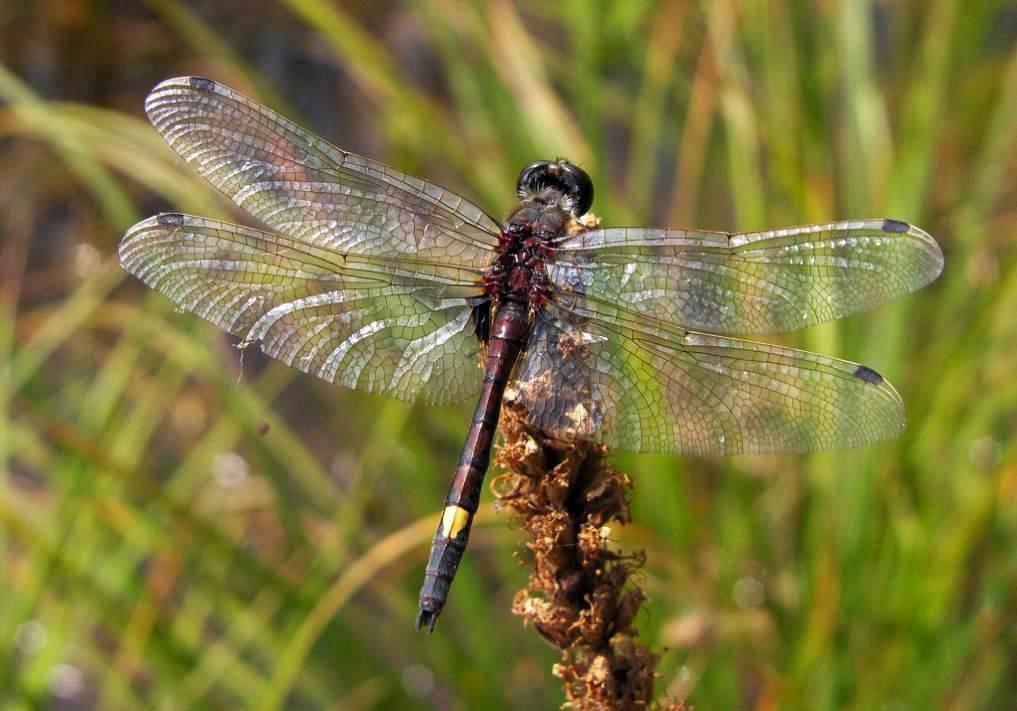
[492,402,688,710]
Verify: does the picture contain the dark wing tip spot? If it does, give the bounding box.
[156,212,185,227]
[188,76,217,93]
[853,365,884,385]
[881,219,910,234]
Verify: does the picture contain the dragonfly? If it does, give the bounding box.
[119,77,944,632]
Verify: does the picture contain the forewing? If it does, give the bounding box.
[549,220,943,335]
[145,76,501,267]
[120,214,485,404]
[506,304,904,455]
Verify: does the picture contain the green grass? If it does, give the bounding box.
[2,1,1017,708]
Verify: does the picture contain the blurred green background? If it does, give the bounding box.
[2,0,1016,708]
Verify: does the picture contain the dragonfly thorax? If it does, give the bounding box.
[485,201,569,307]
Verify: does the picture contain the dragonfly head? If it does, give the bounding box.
[516,159,594,216]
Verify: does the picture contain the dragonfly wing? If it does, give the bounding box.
[507,303,904,455]
[145,76,501,268]
[549,220,943,335]
[120,214,486,404]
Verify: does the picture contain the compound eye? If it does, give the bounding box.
[516,160,594,215]
[561,163,594,215]
[517,161,552,194]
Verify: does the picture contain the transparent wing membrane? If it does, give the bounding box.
[145,77,501,267]
[120,214,485,404]
[549,220,943,335]
[507,304,905,455]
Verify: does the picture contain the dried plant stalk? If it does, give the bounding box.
[492,401,689,711]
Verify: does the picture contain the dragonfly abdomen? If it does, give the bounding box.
[417,300,531,631]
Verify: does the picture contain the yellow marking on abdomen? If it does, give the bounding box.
[440,505,472,539]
